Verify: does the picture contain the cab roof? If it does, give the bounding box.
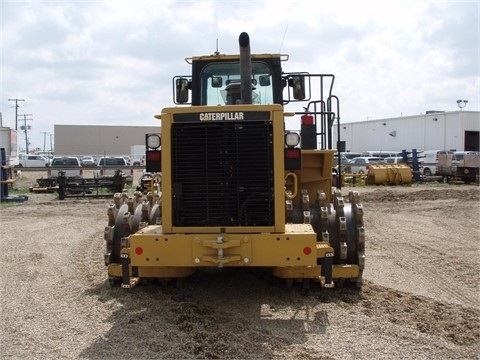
[187,53,288,63]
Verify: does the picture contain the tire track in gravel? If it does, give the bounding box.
[397,240,477,308]
[359,282,479,349]
[363,197,479,310]
[0,199,113,359]
[68,201,112,287]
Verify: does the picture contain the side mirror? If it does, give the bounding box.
[176,78,189,103]
[211,76,223,88]
[290,76,305,100]
[259,75,270,86]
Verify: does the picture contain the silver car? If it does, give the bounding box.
[80,156,96,166]
[382,156,405,164]
[348,157,383,174]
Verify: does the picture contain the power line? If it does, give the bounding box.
[8,98,25,131]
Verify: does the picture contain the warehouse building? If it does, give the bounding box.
[333,110,479,153]
[54,110,479,157]
[54,124,160,156]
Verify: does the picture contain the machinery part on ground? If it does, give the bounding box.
[57,170,125,200]
[436,152,479,184]
[366,163,413,185]
[136,172,162,195]
[29,177,58,193]
[456,166,479,184]
[103,32,365,290]
[340,173,366,187]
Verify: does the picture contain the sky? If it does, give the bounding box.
[1,0,479,151]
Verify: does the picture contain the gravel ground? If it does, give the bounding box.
[0,171,479,359]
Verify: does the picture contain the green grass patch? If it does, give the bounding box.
[6,187,31,195]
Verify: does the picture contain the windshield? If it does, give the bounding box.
[200,61,274,105]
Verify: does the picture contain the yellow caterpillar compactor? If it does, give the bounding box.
[104,32,365,289]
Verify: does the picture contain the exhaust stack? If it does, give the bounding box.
[239,32,252,104]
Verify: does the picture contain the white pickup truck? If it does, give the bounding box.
[48,157,83,178]
[95,156,133,184]
[17,153,49,167]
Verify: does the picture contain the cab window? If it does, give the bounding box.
[200,61,274,105]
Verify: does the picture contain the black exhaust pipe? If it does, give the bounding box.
[239,32,252,104]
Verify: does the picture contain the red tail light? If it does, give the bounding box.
[146,150,161,173]
[301,115,314,125]
[285,148,301,159]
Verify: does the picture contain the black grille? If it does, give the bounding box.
[172,121,274,227]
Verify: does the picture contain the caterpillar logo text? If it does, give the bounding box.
[200,112,244,121]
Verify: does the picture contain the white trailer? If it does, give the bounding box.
[130,144,146,166]
[0,127,18,166]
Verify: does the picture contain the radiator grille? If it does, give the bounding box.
[172,121,274,227]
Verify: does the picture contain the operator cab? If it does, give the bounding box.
[174,54,306,107]
[202,61,270,105]
[172,43,339,153]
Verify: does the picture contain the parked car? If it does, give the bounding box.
[334,153,351,166]
[122,156,132,166]
[131,154,146,166]
[382,156,405,164]
[451,151,479,164]
[80,155,96,166]
[348,157,383,174]
[96,156,133,184]
[343,152,362,160]
[48,157,83,178]
[418,150,447,176]
[361,151,401,159]
[16,154,49,167]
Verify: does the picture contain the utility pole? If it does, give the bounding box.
[8,98,25,131]
[19,114,33,153]
[41,131,49,153]
[49,133,54,154]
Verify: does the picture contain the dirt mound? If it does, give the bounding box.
[357,186,479,202]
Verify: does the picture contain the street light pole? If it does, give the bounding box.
[49,133,54,154]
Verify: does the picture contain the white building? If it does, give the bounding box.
[333,110,479,153]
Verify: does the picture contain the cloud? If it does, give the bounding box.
[1,0,478,150]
